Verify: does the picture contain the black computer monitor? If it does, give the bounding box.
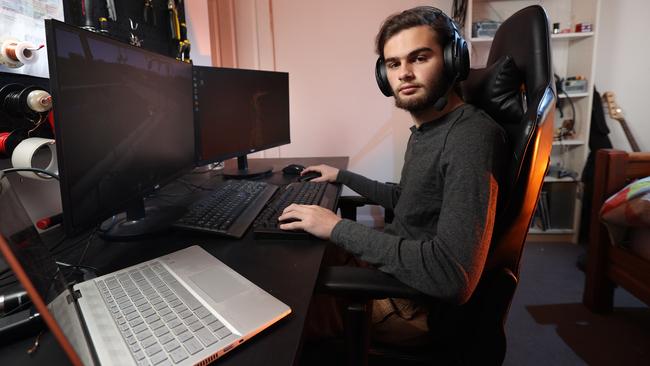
[45,20,195,239]
[193,66,290,178]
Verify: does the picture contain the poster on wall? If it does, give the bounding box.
[0,0,65,79]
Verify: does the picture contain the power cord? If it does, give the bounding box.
[553,74,577,141]
[1,168,59,181]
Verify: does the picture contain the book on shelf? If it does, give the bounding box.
[531,191,551,231]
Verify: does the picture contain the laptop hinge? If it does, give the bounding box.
[66,290,82,304]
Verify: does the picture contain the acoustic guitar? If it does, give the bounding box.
[602,91,641,152]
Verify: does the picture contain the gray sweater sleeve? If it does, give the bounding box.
[336,170,401,210]
[331,120,505,305]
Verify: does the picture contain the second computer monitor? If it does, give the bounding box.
[46,19,195,238]
[193,66,290,177]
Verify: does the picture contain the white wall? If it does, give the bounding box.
[594,0,649,152]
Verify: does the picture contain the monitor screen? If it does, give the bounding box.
[45,20,195,236]
[193,66,290,169]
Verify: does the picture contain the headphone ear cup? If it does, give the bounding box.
[443,35,470,81]
[443,41,455,81]
[375,58,393,97]
[456,37,470,81]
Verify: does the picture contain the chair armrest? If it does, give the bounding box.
[338,196,377,221]
[339,196,378,207]
[316,266,424,300]
[338,196,395,223]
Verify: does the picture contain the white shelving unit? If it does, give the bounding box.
[465,0,601,243]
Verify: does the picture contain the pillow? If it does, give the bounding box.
[600,176,650,245]
[461,55,524,126]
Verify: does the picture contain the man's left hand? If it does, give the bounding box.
[278,204,342,240]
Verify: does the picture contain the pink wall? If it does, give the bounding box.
[259,0,452,183]
[185,0,213,66]
[184,1,452,223]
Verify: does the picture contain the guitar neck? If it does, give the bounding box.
[618,117,641,152]
[603,91,641,152]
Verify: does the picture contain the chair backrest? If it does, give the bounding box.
[453,5,555,364]
[461,5,555,276]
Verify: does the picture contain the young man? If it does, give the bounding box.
[279,7,507,343]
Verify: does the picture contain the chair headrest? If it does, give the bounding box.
[461,55,524,127]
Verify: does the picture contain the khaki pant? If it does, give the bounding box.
[304,244,431,347]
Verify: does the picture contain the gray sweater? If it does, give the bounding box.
[330,104,507,304]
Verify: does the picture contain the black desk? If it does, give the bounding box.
[0,156,348,366]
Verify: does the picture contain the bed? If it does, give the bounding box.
[583,149,650,312]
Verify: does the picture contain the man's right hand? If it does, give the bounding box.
[301,164,339,183]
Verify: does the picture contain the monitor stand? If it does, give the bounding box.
[99,199,184,240]
[221,156,272,179]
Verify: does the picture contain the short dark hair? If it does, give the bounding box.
[375,7,455,58]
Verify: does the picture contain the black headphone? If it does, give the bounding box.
[375,6,469,97]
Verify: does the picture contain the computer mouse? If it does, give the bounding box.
[298,171,322,182]
[282,164,305,175]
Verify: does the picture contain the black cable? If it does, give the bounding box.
[146,174,217,202]
[176,178,211,191]
[44,233,68,254]
[188,164,224,175]
[50,231,94,257]
[0,272,15,282]
[1,168,59,180]
[76,226,98,267]
[3,91,22,115]
[561,89,577,126]
[56,261,99,274]
[0,279,18,290]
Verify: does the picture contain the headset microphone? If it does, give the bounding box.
[432,74,459,111]
[433,95,448,111]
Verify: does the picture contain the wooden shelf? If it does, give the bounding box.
[551,32,594,40]
[552,140,585,146]
[529,228,574,234]
[470,32,594,44]
[544,176,578,183]
[469,37,495,44]
[559,92,589,99]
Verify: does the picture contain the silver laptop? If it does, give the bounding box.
[0,176,291,366]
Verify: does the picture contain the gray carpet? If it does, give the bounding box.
[300,240,650,365]
[504,241,650,366]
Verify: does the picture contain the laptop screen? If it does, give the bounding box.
[0,176,92,365]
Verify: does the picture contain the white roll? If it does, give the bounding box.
[0,39,39,68]
[11,138,58,181]
[13,41,39,65]
[0,39,20,68]
[26,90,52,112]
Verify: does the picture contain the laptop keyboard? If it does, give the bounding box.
[96,261,233,365]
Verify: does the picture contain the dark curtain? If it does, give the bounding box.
[579,87,613,244]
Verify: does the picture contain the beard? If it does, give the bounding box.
[393,74,448,112]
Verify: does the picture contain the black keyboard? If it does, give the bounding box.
[173,180,277,238]
[253,181,331,239]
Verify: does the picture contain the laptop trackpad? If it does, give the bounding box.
[189,267,249,303]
